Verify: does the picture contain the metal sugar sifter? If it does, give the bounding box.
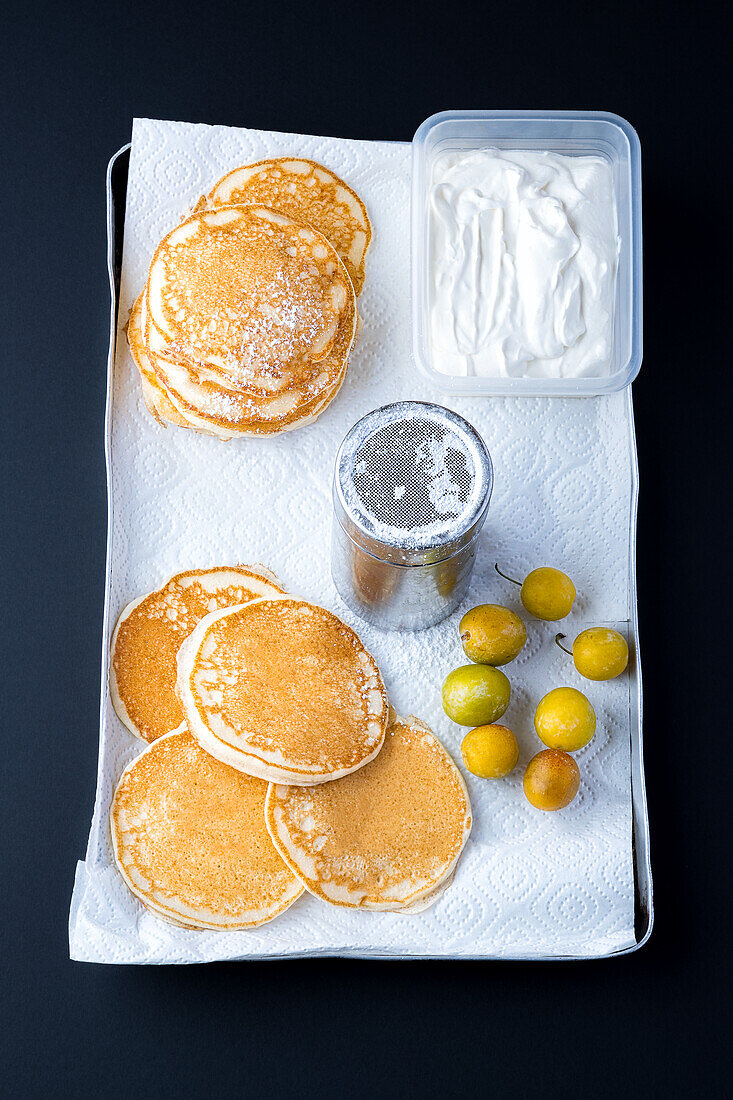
[331,401,493,630]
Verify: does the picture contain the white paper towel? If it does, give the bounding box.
[69,118,637,962]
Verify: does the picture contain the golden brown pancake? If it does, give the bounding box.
[207,158,371,294]
[127,293,211,432]
[141,285,353,439]
[143,204,356,433]
[176,597,388,784]
[131,289,277,440]
[265,714,471,910]
[110,727,303,929]
[110,566,284,743]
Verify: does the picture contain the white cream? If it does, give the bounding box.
[429,148,619,378]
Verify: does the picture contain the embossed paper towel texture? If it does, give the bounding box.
[69,118,636,962]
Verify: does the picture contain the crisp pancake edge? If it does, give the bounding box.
[109,592,155,741]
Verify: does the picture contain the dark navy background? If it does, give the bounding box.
[2,1,728,1095]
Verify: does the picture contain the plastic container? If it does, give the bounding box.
[411,110,642,396]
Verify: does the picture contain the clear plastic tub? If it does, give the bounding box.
[411,110,642,396]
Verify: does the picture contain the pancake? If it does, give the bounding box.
[142,280,340,394]
[146,202,355,377]
[110,727,303,929]
[127,293,216,432]
[176,597,388,784]
[139,205,356,436]
[130,290,248,441]
[142,285,352,439]
[207,158,371,294]
[110,566,284,743]
[396,870,455,914]
[265,714,472,910]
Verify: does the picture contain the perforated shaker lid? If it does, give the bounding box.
[333,401,493,566]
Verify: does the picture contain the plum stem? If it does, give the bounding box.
[494,563,521,587]
[554,633,573,656]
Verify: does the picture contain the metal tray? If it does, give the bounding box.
[94,143,652,960]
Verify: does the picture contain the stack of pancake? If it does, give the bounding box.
[128,158,371,439]
[110,565,471,930]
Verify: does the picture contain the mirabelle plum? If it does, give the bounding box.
[523,749,580,810]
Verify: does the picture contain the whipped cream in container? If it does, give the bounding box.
[430,149,618,379]
[411,111,642,396]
